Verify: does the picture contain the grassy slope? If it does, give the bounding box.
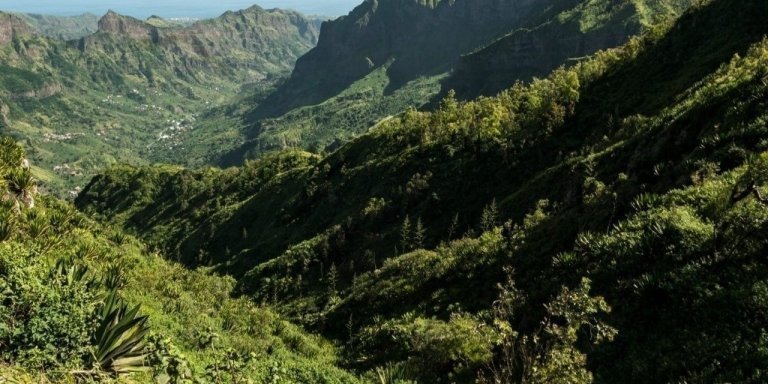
[220,64,445,165]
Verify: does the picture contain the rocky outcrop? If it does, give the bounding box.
[9,83,62,100]
[0,12,33,45]
[97,11,160,42]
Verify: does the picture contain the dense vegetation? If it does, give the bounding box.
[0,138,363,382]
[77,0,768,382]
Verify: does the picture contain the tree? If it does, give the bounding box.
[400,215,412,252]
[414,218,426,249]
[447,213,460,240]
[327,263,339,300]
[480,199,498,232]
[482,275,616,384]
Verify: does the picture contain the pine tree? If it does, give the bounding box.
[327,263,339,299]
[447,213,459,240]
[480,199,498,232]
[400,215,412,252]
[414,217,426,249]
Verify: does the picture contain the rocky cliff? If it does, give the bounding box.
[259,0,553,115]
[258,0,695,116]
[97,10,160,41]
[0,12,33,45]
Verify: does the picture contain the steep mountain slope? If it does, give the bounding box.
[78,0,768,381]
[223,0,693,164]
[15,13,99,40]
[0,138,362,382]
[260,0,547,115]
[443,0,692,99]
[0,7,319,195]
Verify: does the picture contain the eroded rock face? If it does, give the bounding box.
[0,12,33,45]
[442,0,696,100]
[97,10,159,41]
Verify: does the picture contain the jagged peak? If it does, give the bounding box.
[97,10,158,39]
[242,4,266,13]
[99,10,143,25]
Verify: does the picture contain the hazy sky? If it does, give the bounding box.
[0,0,362,18]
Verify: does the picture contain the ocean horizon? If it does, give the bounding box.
[0,0,359,18]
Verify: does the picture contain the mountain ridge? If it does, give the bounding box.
[223,0,694,166]
[14,12,99,40]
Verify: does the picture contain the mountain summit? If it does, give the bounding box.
[97,10,159,40]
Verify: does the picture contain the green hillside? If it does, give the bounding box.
[443,0,693,100]
[220,0,693,165]
[76,0,768,381]
[0,138,363,382]
[0,8,319,195]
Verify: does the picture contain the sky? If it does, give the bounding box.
[0,0,362,18]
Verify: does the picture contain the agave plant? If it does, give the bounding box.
[0,168,7,193]
[48,209,73,235]
[103,264,126,290]
[50,257,96,288]
[27,214,50,240]
[5,168,36,208]
[74,239,100,260]
[92,289,151,375]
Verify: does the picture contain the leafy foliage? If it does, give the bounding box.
[78,0,768,382]
[0,138,362,382]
